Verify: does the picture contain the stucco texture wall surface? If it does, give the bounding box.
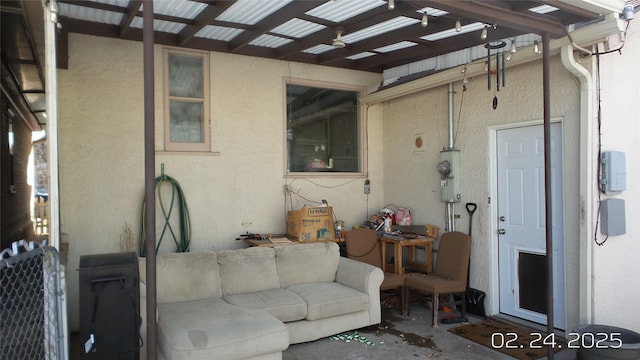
[592,19,640,332]
[58,27,640,335]
[58,34,382,330]
[381,56,583,332]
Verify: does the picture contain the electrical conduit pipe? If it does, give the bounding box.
[445,83,456,232]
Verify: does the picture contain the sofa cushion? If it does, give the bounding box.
[140,251,222,304]
[287,282,370,321]
[275,242,340,288]
[217,247,280,296]
[158,298,288,360]
[223,288,307,323]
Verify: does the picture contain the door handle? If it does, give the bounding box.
[498,229,506,235]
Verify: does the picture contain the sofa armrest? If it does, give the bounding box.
[336,257,384,324]
[335,257,384,294]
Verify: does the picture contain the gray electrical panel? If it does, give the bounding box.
[600,151,626,194]
[438,150,461,203]
[601,198,626,236]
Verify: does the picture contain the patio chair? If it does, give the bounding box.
[404,231,471,327]
[345,227,407,314]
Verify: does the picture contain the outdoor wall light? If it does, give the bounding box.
[480,27,487,40]
[421,12,428,27]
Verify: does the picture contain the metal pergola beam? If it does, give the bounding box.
[142,0,157,358]
[542,32,554,360]
[422,0,567,37]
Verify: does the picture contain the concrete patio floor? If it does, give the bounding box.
[69,295,577,360]
[283,299,577,360]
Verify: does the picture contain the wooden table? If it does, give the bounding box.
[379,235,435,274]
[244,238,294,247]
[244,238,343,247]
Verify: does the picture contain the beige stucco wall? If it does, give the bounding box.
[592,19,640,332]
[381,56,583,332]
[381,26,640,334]
[58,27,640,335]
[58,33,383,330]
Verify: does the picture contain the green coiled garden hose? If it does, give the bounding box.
[138,166,191,256]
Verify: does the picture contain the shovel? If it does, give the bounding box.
[466,202,477,235]
[464,202,486,319]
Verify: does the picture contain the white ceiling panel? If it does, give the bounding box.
[216,0,294,25]
[343,16,418,44]
[306,0,385,23]
[249,34,294,48]
[346,52,376,60]
[421,22,485,42]
[528,5,560,14]
[417,7,449,17]
[148,0,208,19]
[303,44,335,55]
[87,0,129,7]
[195,25,245,41]
[271,18,326,38]
[59,2,123,25]
[374,41,417,53]
[131,17,186,34]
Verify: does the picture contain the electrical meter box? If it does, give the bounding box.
[600,151,626,194]
[438,150,461,203]
[601,198,625,236]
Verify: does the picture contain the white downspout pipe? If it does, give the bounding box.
[44,0,60,250]
[44,3,67,360]
[560,45,594,324]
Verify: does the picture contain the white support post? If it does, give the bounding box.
[44,0,60,249]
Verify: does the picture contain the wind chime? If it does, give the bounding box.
[485,36,507,110]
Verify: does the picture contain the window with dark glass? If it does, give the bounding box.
[164,49,210,152]
[286,83,360,173]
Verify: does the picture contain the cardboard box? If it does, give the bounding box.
[286,206,335,242]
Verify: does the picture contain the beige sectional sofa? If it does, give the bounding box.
[138,242,384,360]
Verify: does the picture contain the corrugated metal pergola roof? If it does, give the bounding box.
[1,0,630,127]
[55,0,615,73]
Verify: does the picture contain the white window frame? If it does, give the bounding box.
[163,47,210,152]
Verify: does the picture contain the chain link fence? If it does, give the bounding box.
[1,241,67,360]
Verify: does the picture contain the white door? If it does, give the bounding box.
[497,123,565,329]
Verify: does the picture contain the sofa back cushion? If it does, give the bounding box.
[218,247,280,296]
[139,250,222,304]
[275,242,340,288]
